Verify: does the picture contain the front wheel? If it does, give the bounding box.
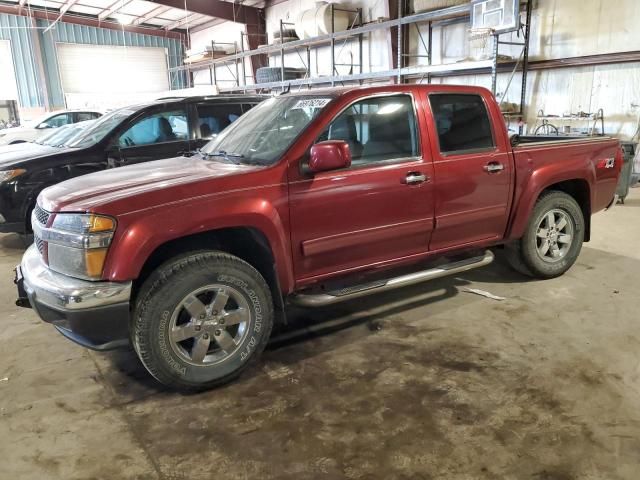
[508,191,584,279]
[132,251,274,391]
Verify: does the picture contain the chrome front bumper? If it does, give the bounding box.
[21,244,131,311]
[19,244,132,350]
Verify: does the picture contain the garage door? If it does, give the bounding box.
[57,43,169,95]
[0,40,19,101]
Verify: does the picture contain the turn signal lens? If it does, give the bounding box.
[85,248,109,278]
[0,169,26,183]
[89,215,116,233]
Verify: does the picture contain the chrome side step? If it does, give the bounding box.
[290,250,494,307]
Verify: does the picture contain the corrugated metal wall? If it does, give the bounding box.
[0,13,186,109]
[0,14,43,108]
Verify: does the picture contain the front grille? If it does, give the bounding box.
[35,236,45,255]
[33,204,50,226]
[32,205,49,261]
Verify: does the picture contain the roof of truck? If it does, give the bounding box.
[277,83,492,98]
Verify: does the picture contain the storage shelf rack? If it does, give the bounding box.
[534,109,606,136]
[170,1,533,120]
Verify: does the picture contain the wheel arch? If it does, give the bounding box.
[540,179,591,241]
[508,177,592,242]
[131,227,287,323]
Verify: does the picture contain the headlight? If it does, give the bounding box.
[33,212,116,280]
[0,169,26,182]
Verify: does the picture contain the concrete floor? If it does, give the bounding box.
[1,189,639,480]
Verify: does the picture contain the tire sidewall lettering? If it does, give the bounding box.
[158,309,187,375]
[217,273,263,337]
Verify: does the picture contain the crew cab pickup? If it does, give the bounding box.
[16,85,622,390]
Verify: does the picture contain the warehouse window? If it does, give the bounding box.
[318,94,419,166]
[429,94,495,154]
[196,103,247,140]
[119,110,188,147]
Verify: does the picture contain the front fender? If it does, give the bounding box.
[102,193,294,293]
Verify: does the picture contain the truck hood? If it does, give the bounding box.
[0,143,62,168]
[41,155,265,213]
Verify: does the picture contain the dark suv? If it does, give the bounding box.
[0,95,264,233]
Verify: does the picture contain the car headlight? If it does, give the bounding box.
[33,212,116,280]
[0,169,26,182]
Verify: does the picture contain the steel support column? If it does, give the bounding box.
[388,0,409,83]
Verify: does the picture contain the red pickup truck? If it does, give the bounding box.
[16,85,622,390]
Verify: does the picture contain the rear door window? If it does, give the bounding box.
[196,103,246,140]
[429,94,495,154]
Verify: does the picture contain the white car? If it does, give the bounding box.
[0,110,102,146]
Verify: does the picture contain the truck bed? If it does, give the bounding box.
[514,135,611,146]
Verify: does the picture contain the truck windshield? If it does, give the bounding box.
[67,108,136,148]
[200,95,334,165]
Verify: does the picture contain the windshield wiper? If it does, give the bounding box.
[201,150,245,164]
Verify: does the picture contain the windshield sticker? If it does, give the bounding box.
[292,98,331,110]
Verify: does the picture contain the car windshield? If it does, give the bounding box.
[200,95,334,165]
[67,108,135,148]
[37,120,95,147]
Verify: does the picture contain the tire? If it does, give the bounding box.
[256,66,305,83]
[132,251,274,391]
[512,191,584,279]
[504,243,533,277]
[25,203,36,234]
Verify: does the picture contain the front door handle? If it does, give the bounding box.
[483,162,504,173]
[405,172,428,185]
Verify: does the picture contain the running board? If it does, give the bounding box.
[290,250,495,307]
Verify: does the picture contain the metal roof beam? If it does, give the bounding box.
[98,0,134,21]
[0,3,184,39]
[60,0,80,15]
[165,13,205,30]
[132,4,172,25]
[150,0,263,25]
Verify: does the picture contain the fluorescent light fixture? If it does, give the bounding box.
[114,14,132,25]
[377,103,403,115]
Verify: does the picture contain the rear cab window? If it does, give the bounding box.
[429,94,495,155]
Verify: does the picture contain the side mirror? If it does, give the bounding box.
[37,123,52,129]
[308,140,351,174]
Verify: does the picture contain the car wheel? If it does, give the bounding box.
[133,251,274,391]
[517,191,584,279]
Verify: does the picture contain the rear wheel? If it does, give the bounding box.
[132,251,273,391]
[509,191,584,279]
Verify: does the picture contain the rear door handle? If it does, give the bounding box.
[405,172,428,184]
[483,162,504,173]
